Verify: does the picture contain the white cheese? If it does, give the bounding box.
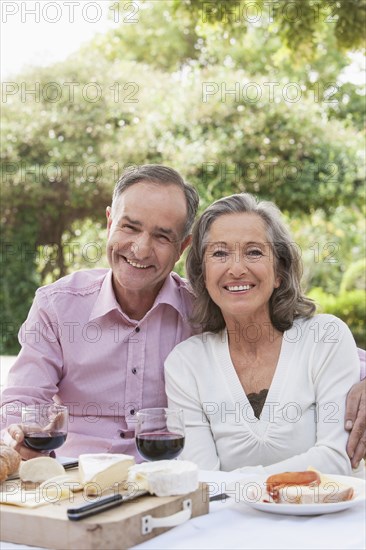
[78,453,135,495]
[127,460,199,497]
[19,457,65,483]
[39,473,84,493]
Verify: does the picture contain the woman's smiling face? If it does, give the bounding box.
[203,212,281,324]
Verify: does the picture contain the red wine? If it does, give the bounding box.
[136,432,184,461]
[24,432,67,451]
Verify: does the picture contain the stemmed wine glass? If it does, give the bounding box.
[21,404,69,452]
[135,408,185,461]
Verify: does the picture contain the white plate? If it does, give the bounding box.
[230,474,365,516]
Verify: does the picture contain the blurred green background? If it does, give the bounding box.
[1,0,365,352]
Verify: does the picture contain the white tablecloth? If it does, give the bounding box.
[1,471,365,550]
[133,497,365,550]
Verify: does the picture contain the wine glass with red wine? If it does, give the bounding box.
[21,404,68,452]
[135,408,185,461]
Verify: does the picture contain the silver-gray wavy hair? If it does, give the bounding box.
[186,193,315,333]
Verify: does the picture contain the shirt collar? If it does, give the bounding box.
[150,272,187,315]
[89,270,188,322]
[89,269,122,321]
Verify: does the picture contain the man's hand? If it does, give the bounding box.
[6,424,45,460]
[345,379,366,468]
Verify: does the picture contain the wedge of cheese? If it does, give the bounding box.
[79,453,135,496]
[39,473,84,493]
[127,460,198,497]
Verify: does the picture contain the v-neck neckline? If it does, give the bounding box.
[215,327,295,435]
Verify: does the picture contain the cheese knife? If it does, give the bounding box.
[63,460,79,470]
[209,493,229,502]
[67,490,149,521]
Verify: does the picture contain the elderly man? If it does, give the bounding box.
[1,165,199,460]
[1,164,365,467]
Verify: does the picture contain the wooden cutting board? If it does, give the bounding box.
[1,479,209,549]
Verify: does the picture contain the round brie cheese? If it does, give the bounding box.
[127,460,199,497]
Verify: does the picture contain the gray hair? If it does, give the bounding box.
[186,192,316,333]
[112,164,199,239]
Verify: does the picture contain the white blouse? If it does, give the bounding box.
[165,314,364,477]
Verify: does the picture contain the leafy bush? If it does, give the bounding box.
[340,259,366,292]
[308,287,366,348]
[1,3,364,353]
[288,207,365,296]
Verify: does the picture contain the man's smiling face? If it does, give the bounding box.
[106,181,190,307]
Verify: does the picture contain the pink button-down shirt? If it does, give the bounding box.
[0,269,195,459]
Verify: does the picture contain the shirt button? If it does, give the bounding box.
[135,327,140,333]
[132,368,137,375]
[130,409,135,416]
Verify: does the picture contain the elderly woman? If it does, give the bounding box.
[165,193,364,477]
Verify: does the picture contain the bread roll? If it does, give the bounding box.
[276,484,354,504]
[266,471,320,501]
[0,459,9,482]
[0,443,22,481]
[19,457,65,483]
[265,470,354,504]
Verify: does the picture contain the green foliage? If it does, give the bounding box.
[340,259,366,293]
[98,1,199,70]
[0,222,41,354]
[173,0,366,54]
[1,57,119,243]
[327,82,366,131]
[61,219,109,278]
[1,56,120,352]
[333,0,366,50]
[1,0,364,352]
[308,288,366,348]
[102,2,362,83]
[288,207,366,295]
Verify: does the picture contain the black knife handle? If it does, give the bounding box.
[67,494,123,521]
[63,460,79,470]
